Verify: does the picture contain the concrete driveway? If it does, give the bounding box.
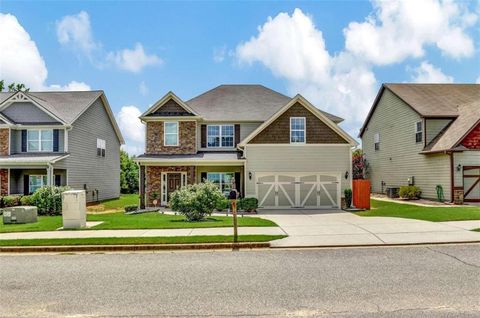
[258,209,480,247]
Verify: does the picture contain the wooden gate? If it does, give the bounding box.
[463,166,480,202]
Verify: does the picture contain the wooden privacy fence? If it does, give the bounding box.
[353,179,371,210]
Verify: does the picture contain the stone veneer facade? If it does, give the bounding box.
[146,121,197,155]
[0,128,9,156]
[0,169,8,196]
[146,166,196,206]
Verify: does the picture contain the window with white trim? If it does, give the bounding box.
[415,121,423,143]
[290,117,305,143]
[374,133,380,151]
[207,125,234,148]
[97,138,106,157]
[29,175,47,193]
[207,172,234,195]
[27,129,53,152]
[164,122,179,146]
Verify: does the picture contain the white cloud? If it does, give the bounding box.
[410,61,454,83]
[56,11,98,57]
[213,46,227,63]
[139,81,148,96]
[344,0,477,65]
[116,105,145,155]
[0,13,90,91]
[236,9,377,136]
[107,43,162,73]
[476,76,480,84]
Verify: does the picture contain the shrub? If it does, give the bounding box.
[399,186,421,200]
[124,204,138,213]
[215,197,230,211]
[238,197,258,212]
[20,195,33,206]
[3,195,20,207]
[31,186,69,215]
[344,189,352,208]
[169,181,224,221]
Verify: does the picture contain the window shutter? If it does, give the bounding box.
[23,174,29,195]
[54,175,61,186]
[21,130,27,152]
[201,125,207,148]
[234,124,240,146]
[235,172,241,197]
[200,172,207,182]
[53,129,59,152]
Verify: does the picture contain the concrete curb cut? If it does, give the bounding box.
[0,242,270,253]
[270,240,480,249]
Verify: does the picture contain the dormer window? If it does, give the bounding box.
[27,129,53,152]
[290,117,305,143]
[164,122,179,146]
[415,121,423,143]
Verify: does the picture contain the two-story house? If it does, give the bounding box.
[0,90,124,202]
[136,85,357,209]
[360,83,480,202]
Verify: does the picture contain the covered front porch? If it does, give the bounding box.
[136,152,245,208]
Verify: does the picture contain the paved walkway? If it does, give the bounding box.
[0,227,285,240]
[256,209,480,247]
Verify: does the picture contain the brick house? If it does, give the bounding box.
[360,84,480,202]
[135,85,358,209]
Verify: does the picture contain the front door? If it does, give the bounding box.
[167,173,182,200]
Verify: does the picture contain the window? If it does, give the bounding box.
[207,172,234,195]
[415,121,423,143]
[290,117,305,143]
[27,129,53,152]
[29,175,47,193]
[164,122,179,146]
[207,125,234,148]
[374,133,380,151]
[97,138,106,157]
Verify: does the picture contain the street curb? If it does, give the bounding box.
[0,242,270,253]
[270,240,480,249]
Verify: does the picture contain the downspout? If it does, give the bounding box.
[449,152,454,203]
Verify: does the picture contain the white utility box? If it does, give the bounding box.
[62,190,86,229]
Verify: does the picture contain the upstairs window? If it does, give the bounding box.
[97,138,106,157]
[290,117,305,143]
[164,122,179,146]
[415,121,423,143]
[374,133,380,151]
[27,129,53,152]
[207,125,234,148]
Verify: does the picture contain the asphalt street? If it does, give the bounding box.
[1,244,480,317]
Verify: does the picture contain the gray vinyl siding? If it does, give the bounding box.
[425,119,452,144]
[362,89,451,200]
[10,129,65,154]
[244,144,351,197]
[454,151,480,188]
[197,122,262,151]
[54,98,121,202]
[1,102,61,124]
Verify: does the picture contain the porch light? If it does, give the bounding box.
[456,164,462,172]
[345,171,349,180]
[249,171,252,180]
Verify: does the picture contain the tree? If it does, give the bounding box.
[0,80,29,92]
[352,149,369,179]
[120,150,139,194]
[0,80,4,92]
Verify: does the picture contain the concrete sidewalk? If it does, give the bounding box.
[0,227,286,240]
[257,210,480,247]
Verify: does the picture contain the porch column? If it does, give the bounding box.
[139,165,145,209]
[47,165,54,186]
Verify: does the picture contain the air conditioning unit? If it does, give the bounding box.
[2,206,38,224]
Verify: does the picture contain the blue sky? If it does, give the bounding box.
[1,0,479,154]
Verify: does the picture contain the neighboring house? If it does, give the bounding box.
[136,85,357,209]
[0,90,124,202]
[360,83,480,202]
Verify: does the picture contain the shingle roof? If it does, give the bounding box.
[0,91,103,124]
[185,85,343,123]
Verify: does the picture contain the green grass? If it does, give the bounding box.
[356,199,480,222]
[0,235,287,246]
[87,194,139,212]
[0,212,277,233]
[473,229,480,232]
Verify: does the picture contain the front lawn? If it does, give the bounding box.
[356,199,480,222]
[87,194,139,213]
[0,212,276,233]
[0,235,286,246]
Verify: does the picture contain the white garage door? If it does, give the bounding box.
[256,172,341,209]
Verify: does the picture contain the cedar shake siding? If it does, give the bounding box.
[0,128,9,155]
[146,121,196,155]
[461,123,480,149]
[146,166,195,206]
[249,103,347,144]
[147,99,194,116]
